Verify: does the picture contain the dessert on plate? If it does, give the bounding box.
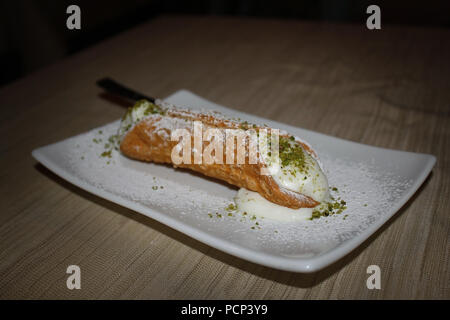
[118,100,331,221]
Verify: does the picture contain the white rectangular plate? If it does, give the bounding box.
[32,90,436,272]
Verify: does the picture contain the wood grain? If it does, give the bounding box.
[0,15,448,299]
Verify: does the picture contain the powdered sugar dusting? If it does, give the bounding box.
[60,118,413,258]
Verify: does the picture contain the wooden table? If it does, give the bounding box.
[0,15,448,299]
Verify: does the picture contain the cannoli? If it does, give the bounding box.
[118,100,329,209]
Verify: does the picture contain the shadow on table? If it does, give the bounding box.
[34,163,431,290]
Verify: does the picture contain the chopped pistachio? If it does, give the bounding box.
[101,150,112,158]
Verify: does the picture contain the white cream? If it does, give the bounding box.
[237,136,329,221]
[270,153,329,202]
[118,100,162,141]
[262,137,329,203]
[235,188,313,222]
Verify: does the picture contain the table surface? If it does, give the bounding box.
[0,15,448,299]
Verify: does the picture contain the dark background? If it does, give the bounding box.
[1,0,449,87]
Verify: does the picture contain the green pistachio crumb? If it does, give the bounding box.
[278,136,307,172]
[310,196,348,220]
[101,150,112,158]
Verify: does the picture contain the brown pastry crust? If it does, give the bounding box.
[120,110,320,209]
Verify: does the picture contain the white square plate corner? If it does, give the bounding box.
[32,90,436,273]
